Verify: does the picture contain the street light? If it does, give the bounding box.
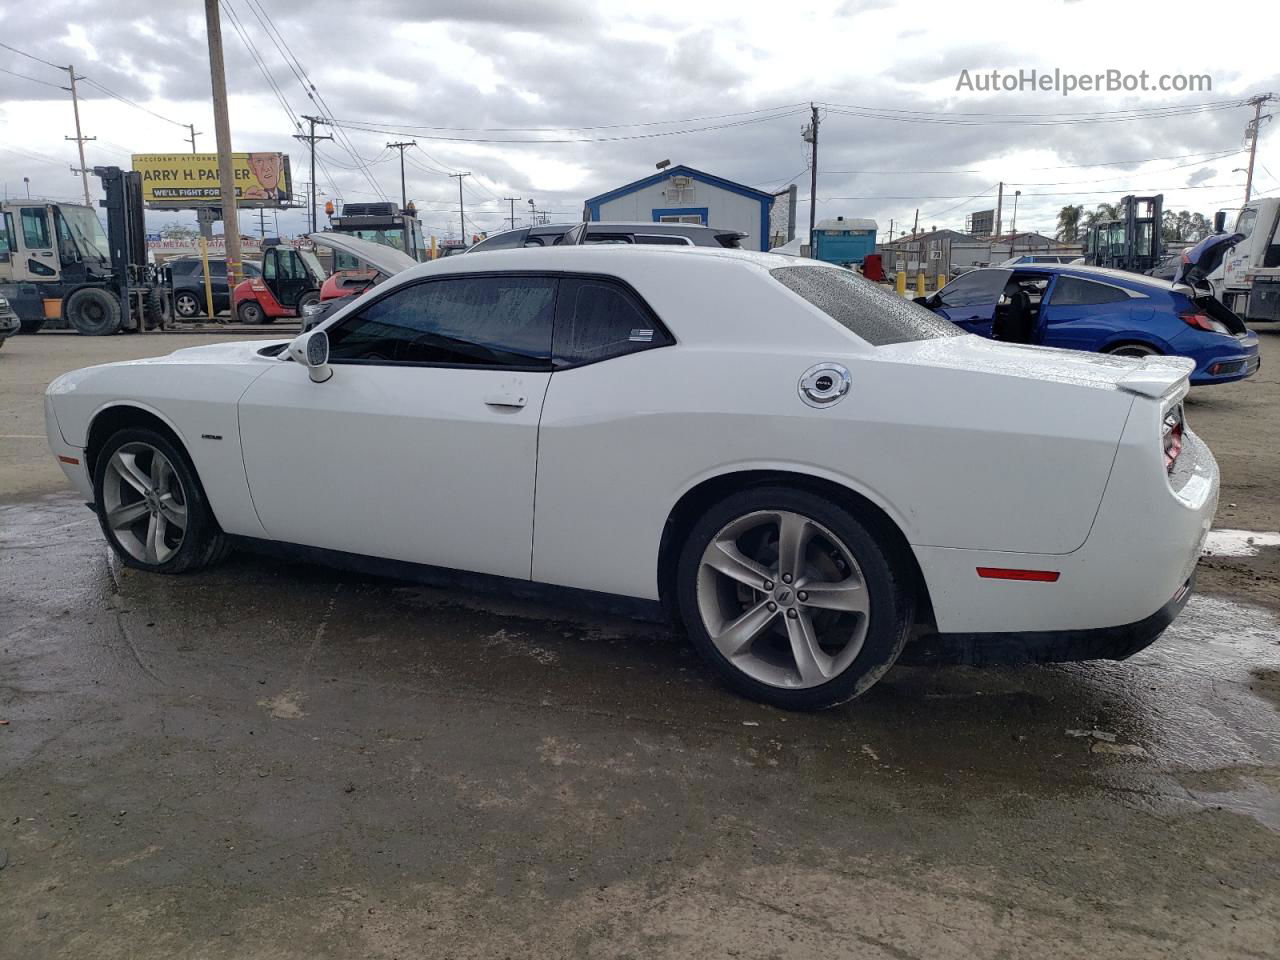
[23,176,30,199]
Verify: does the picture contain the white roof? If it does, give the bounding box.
[815,218,877,232]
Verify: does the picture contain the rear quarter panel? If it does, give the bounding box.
[532,338,1133,601]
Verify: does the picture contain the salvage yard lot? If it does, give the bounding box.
[2,329,1279,958]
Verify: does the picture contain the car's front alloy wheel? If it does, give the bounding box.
[94,428,230,573]
[678,487,912,709]
[174,292,201,318]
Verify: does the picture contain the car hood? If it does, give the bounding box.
[308,231,417,276]
[881,333,1193,398]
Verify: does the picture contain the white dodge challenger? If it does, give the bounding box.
[45,246,1217,709]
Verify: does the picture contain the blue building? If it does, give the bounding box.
[583,165,776,252]
[811,217,878,266]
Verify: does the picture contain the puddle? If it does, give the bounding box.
[1202,529,1280,558]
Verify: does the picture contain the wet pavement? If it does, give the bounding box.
[2,492,1279,958]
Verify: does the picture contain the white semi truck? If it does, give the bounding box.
[1208,198,1280,324]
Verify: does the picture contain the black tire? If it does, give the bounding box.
[237,300,264,324]
[143,287,167,330]
[65,287,123,336]
[92,427,231,574]
[1107,343,1160,357]
[173,290,202,320]
[676,486,913,710]
[18,317,46,334]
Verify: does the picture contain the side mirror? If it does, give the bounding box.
[1213,211,1226,234]
[912,295,932,307]
[287,329,332,383]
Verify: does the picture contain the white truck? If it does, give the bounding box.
[1207,198,1280,324]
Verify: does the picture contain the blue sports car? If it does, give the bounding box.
[920,264,1259,385]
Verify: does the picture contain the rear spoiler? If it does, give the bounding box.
[1116,356,1194,400]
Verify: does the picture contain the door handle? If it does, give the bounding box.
[484,393,527,409]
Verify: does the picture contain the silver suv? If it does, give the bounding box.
[469,221,746,253]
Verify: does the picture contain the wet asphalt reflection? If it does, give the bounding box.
[2,492,1279,957]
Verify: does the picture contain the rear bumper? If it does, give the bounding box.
[912,423,1216,635]
[1189,350,1260,385]
[900,575,1193,666]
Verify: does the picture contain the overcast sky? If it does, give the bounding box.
[1,0,1276,242]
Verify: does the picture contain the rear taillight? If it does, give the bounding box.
[1163,404,1184,473]
[1181,312,1229,334]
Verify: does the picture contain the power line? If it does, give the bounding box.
[327,108,808,144]
[324,101,811,134]
[0,40,63,70]
[79,77,188,128]
[0,65,64,89]
[240,0,386,201]
[821,102,1243,127]
[818,97,1248,120]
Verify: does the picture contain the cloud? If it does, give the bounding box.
[1,0,1274,241]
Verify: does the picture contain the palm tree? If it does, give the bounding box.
[1081,202,1122,232]
[1056,205,1084,242]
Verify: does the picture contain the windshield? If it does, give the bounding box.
[299,248,325,281]
[770,265,964,346]
[334,227,407,270]
[58,205,111,263]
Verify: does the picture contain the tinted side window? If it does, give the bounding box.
[473,228,529,252]
[1050,276,1129,306]
[208,261,228,278]
[327,275,555,368]
[936,269,1010,308]
[552,278,672,366]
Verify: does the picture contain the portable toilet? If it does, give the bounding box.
[812,217,877,266]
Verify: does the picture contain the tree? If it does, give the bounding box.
[1081,202,1122,232]
[1161,210,1214,243]
[1055,204,1084,242]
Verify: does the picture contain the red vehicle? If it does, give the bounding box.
[231,242,325,324]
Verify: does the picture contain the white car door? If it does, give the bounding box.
[238,273,556,581]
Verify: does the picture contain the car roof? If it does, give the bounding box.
[390,243,801,283]
[976,262,1179,292]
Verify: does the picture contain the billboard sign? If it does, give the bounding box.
[966,209,995,237]
[132,153,294,208]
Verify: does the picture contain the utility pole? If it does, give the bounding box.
[802,103,820,240]
[994,181,1004,239]
[1243,94,1276,203]
[61,64,94,207]
[449,172,470,242]
[294,116,333,233]
[502,196,522,230]
[185,123,202,154]
[203,0,244,285]
[385,141,415,211]
[911,208,919,236]
[888,218,894,244]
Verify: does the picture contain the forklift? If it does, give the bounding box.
[0,166,167,335]
[1084,194,1164,274]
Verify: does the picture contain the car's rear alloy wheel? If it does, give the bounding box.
[94,428,230,573]
[677,487,912,710]
[1108,343,1159,357]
